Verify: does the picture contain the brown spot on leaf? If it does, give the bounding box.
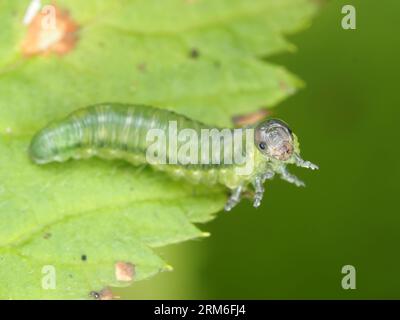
[115,261,135,282]
[21,5,79,57]
[189,48,200,59]
[137,63,147,72]
[232,108,272,127]
[43,232,52,239]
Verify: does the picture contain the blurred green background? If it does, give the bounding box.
[117,0,400,299]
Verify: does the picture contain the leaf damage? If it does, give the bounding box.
[21,5,79,57]
[115,261,136,282]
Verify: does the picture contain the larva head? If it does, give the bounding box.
[254,119,296,162]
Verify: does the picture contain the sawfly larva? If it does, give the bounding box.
[29,103,318,211]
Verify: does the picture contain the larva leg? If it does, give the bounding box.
[294,154,319,170]
[261,170,275,183]
[224,185,243,212]
[279,166,305,187]
[252,176,264,208]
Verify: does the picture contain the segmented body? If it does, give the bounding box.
[29,103,265,189]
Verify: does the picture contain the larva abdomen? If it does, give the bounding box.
[29,103,205,165]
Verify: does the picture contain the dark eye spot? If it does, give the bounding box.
[259,142,266,150]
[89,291,100,300]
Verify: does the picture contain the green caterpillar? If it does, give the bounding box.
[29,103,318,211]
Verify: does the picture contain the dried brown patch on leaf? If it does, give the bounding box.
[115,261,136,282]
[232,108,272,127]
[21,5,79,56]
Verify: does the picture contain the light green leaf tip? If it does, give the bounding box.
[0,0,317,299]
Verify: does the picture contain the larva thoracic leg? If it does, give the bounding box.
[252,176,264,208]
[224,185,244,212]
[278,166,305,187]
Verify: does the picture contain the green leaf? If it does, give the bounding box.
[0,0,317,299]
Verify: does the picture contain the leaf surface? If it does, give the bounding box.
[0,0,317,299]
